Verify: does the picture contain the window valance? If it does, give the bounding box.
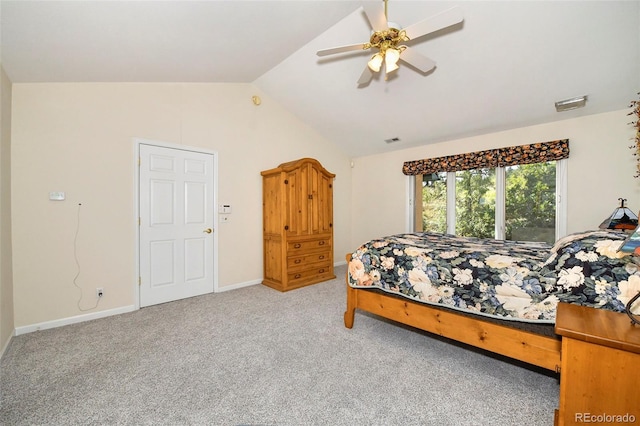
[402,139,569,176]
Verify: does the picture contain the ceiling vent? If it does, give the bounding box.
[385,137,401,144]
[555,95,587,112]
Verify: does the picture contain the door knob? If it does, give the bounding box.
[204,228,213,234]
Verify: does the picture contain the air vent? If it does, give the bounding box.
[384,137,401,144]
[555,95,587,112]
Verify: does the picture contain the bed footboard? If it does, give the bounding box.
[344,254,561,372]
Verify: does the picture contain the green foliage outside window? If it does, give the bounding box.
[420,162,556,243]
[455,168,496,239]
[421,172,447,234]
[505,162,556,243]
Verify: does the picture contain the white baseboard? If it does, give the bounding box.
[217,261,346,293]
[14,305,137,336]
[216,279,261,293]
[14,263,349,335]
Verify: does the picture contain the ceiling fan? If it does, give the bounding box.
[316,1,464,85]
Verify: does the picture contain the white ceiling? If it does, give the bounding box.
[2,1,639,158]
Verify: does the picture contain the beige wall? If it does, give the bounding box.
[11,83,352,329]
[350,109,640,246]
[1,66,14,353]
[9,82,639,333]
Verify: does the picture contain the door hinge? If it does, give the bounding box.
[138,276,141,286]
[138,157,141,166]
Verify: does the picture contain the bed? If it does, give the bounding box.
[344,230,640,371]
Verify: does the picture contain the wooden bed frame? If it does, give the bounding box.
[344,254,562,372]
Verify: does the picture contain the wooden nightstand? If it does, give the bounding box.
[554,302,640,425]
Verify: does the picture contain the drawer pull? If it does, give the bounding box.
[294,274,301,279]
[318,255,325,260]
[318,241,325,246]
[294,259,302,264]
[318,269,325,273]
[294,243,302,249]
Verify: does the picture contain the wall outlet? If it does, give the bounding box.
[96,288,104,298]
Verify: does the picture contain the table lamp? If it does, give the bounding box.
[599,198,638,231]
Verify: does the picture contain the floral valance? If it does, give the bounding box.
[402,139,569,176]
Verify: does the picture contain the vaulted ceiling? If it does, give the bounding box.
[2,1,639,158]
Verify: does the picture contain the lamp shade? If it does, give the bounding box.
[598,198,638,231]
[385,48,400,73]
[367,54,383,72]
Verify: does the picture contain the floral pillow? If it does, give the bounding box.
[543,230,640,314]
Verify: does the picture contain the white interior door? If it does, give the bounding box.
[139,143,215,307]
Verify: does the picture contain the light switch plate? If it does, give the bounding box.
[49,191,65,201]
[218,204,232,214]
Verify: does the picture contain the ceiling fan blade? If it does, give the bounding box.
[357,66,373,85]
[402,6,464,40]
[317,43,368,57]
[399,46,436,73]
[363,2,388,32]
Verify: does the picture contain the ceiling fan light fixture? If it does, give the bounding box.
[367,53,384,72]
[384,48,400,74]
[385,58,399,73]
[316,3,464,85]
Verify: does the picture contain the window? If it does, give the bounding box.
[415,172,447,233]
[412,160,566,244]
[505,162,557,243]
[405,140,569,242]
[455,168,496,239]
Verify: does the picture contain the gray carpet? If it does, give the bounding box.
[0,265,559,425]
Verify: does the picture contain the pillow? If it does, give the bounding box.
[550,230,627,255]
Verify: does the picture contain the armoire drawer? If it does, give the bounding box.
[287,252,331,270]
[287,265,333,285]
[287,238,331,253]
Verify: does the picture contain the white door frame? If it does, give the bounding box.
[133,137,219,309]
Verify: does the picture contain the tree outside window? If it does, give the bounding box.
[455,168,495,239]
[417,161,556,244]
[505,162,556,243]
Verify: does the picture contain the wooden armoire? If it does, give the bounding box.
[261,158,335,292]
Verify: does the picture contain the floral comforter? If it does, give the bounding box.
[348,230,640,323]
